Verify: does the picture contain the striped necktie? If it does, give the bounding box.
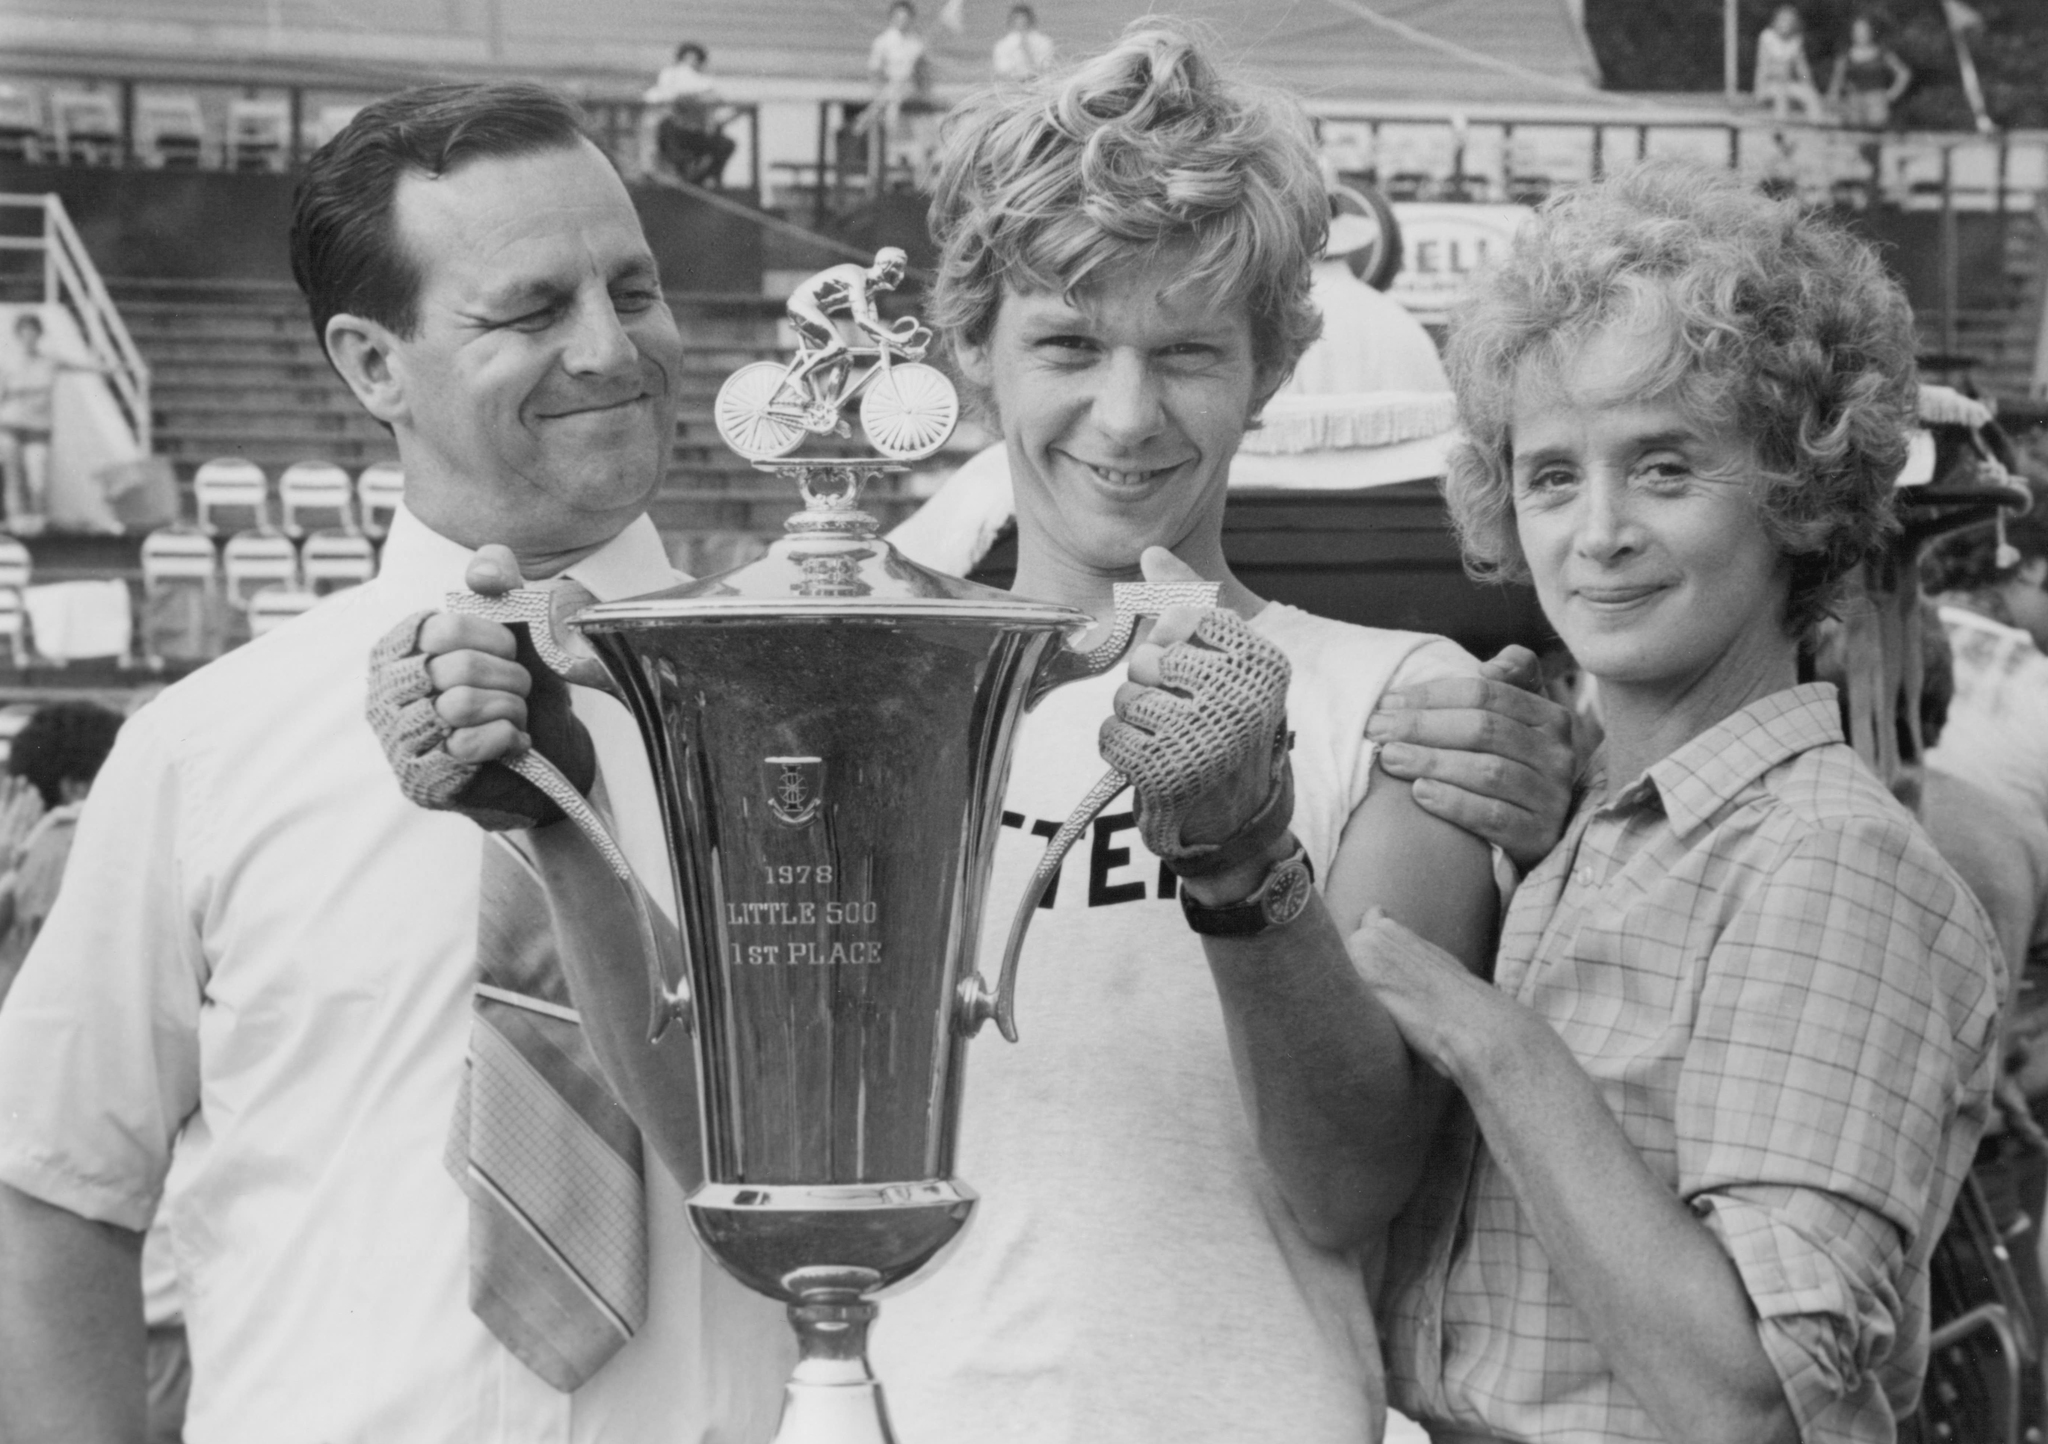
[445,828,649,1391]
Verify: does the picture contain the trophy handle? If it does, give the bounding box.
[962,579,1220,1043]
[445,586,695,1041]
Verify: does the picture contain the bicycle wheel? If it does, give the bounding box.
[860,362,959,460]
[715,362,806,460]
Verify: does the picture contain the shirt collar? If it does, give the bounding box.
[374,504,680,612]
[1602,682,1844,839]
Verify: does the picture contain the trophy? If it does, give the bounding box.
[451,255,1214,1443]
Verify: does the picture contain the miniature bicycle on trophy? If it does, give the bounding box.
[714,319,959,463]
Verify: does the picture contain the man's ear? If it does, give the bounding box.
[325,313,408,427]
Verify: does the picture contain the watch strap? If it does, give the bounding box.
[1180,843,1314,937]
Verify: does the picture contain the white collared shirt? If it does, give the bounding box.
[0,507,792,1443]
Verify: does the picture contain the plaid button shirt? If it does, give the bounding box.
[1384,684,2005,1443]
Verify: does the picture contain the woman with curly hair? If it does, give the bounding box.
[1355,162,2005,1443]
[866,21,1518,1443]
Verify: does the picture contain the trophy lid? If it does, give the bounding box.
[578,254,1087,635]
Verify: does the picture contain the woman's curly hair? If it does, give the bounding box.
[1443,161,1918,636]
[926,19,1326,415]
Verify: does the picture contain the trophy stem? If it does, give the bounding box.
[769,1269,899,1444]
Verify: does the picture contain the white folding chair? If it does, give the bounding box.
[0,84,43,164]
[139,527,223,669]
[50,89,119,166]
[222,531,300,611]
[227,98,290,172]
[278,460,356,538]
[300,531,376,595]
[136,91,206,169]
[0,590,27,670]
[355,461,405,539]
[193,458,272,537]
[247,586,320,637]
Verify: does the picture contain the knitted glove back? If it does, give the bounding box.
[365,609,597,831]
[1098,609,1294,877]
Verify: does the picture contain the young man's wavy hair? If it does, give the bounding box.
[926,19,1326,418]
[1442,160,1918,636]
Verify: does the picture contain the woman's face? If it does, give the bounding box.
[1510,328,1793,709]
[961,249,1264,577]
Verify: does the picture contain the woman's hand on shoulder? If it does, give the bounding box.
[1367,644,1577,872]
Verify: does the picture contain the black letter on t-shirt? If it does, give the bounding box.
[1090,811,1147,907]
[1030,818,1062,907]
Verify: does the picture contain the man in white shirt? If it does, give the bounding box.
[0,81,791,1444]
[991,5,1055,80]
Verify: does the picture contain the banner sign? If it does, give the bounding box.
[1387,203,1531,324]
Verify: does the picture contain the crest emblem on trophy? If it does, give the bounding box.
[446,253,1215,1444]
[765,756,825,828]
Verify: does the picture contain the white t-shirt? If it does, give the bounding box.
[869,602,1476,1443]
[0,508,793,1444]
[869,27,928,92]
[992,28,1055,79]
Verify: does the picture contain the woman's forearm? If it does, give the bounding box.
[1449,1014,1797,1444]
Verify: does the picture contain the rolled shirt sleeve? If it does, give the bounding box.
[1679,815,2003,1439]
[0,707,208,1229]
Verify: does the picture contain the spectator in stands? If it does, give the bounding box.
[643,41,736,186]
[991,4,1055,80]
[1754,5,1826,121]
[1829,16,1913,130]
[0,81,795,1443]
[1369,161,2003,1443]
[861,0,936,181]
[0,313,108,537]
[0,699,123,1007]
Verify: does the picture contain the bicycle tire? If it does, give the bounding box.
[860,362,959,460]
[715,362,806,459]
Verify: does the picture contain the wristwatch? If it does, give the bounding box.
[1180,842,1315,938]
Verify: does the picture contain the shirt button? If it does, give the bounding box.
[1575,866,1595,887]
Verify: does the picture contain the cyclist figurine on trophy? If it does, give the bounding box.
[716,248,959,462]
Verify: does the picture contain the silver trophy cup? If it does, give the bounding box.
[456,276,1214,1443]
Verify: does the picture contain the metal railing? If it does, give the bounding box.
[0,192,149,452]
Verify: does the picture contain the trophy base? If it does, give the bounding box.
[687,1179,975,1301]
[769,1272,900,1444]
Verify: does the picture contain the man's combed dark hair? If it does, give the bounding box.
[9,701,124,811]
[289,82,592,353]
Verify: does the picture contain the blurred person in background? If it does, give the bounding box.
[1829,16,1913,130]
[642,41,736,186]
[0,313,111,537]
[1754,5,1826,121]
[0,699,124,1008]
[1922,482,2048,830]
[991,4,1055,80]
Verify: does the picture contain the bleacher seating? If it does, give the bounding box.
[355,461,404,538]
[50,89,120,166]
[278,460,355,537]
[193,458,272,536]
[137,92,207,169]
[247,584,319,636]
[227,98,290,173]
[25,580,133,666]
[139,527,224,669]
[0,535,31,669]
[221,529,299,609]
[300,531,376,594]
[0,84,42,163]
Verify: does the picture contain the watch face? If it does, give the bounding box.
[1260,859,1313,928]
